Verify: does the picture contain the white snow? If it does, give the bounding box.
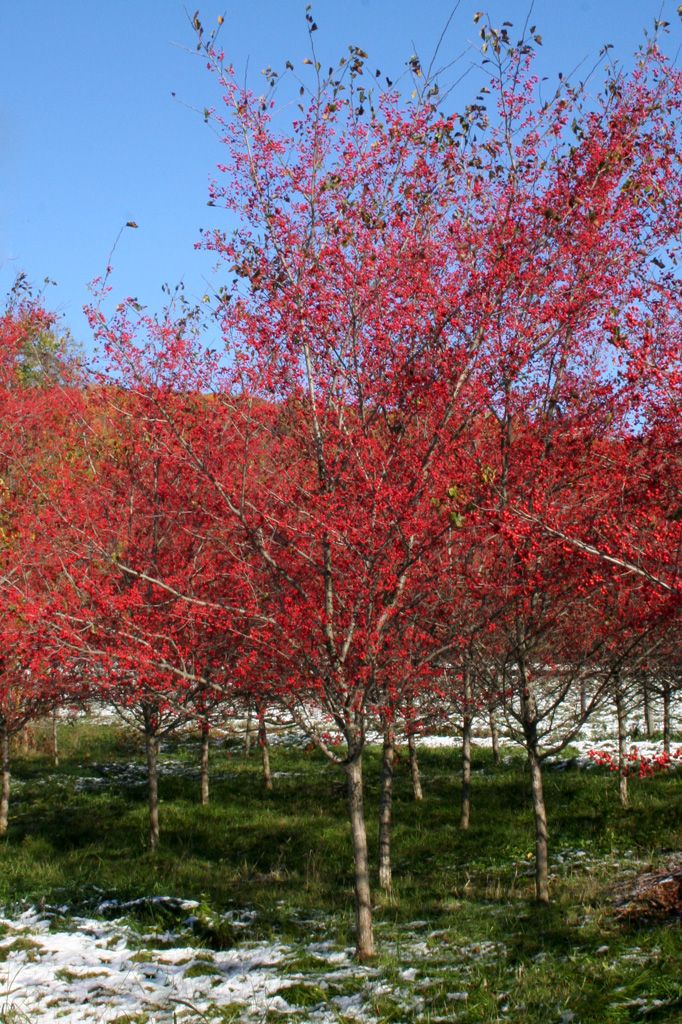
[0,908,290,1022]
[0,907,393,1023]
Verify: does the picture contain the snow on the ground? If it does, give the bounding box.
[412,690,679,764]
[0,906,294,1022]
[0,902,393,1023]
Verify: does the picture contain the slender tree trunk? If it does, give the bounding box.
[460,667,473,829]
[519,655,550,904]
[200,724,210,806]
[662,680,671,756]
[528,746,549,903]
[378,724,395,890]
[460,714,472,829]
[258,706,272,791]
[489,710,500,767]
[0,722,10,837]
[244,703,254,757]
[51,710,59,768]
[407,730,423,801]
[346,754,375,960]
[579,678,587,718]
[642,680,654,739]
[615,688,629,809]
[143,714,160,851]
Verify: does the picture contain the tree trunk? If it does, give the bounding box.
[0,722,10,837]
[200,724,210,806]
[346,754,375,960]
[460,666,473,829]
[52,710,59,768]
[615,688,629,809]
[258,706,272,791]
[407,730,423,801]
[519,661,550,904]
[144,716,160,851]
[460,714,472,829]
[244,703,254,756]
[489,710,500,767]
[662,680,671,756]
[378,725,395,890]
[579,678,587,718]
[528,747,549,903]
[642,680,654,739]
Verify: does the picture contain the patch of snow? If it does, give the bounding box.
[0,908,288,1023]
[96,896,200,915]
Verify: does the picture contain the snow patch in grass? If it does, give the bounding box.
[0,908,288,1022]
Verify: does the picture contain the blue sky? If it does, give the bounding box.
[1,1,679,349]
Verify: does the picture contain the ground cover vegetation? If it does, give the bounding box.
[0,718,681,1023]
[0,6,680,1014]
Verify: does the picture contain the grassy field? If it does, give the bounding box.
[0,719,680,1023]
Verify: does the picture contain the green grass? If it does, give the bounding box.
[1,720,681,1023]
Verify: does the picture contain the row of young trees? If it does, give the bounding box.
[1,19,680,958]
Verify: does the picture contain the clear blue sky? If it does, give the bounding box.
[1,1,679,349]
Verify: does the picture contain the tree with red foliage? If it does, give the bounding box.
[82,15,682,953]
[47,356,259,849]
[0,300,81,834]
